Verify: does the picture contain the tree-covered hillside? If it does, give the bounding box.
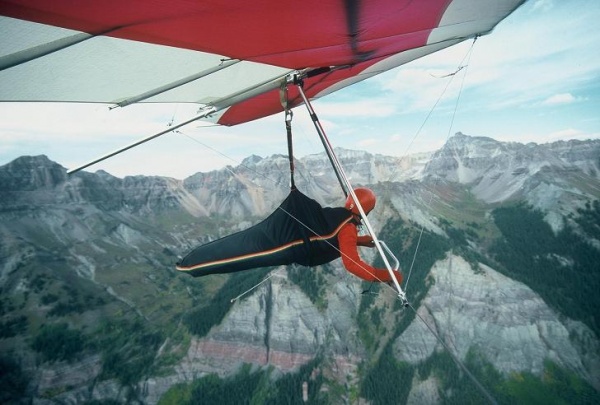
[490,201,600,336]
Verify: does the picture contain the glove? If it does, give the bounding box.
[357,235,375,247]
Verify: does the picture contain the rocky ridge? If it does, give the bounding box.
[1,133,599,403]
[426,133,600,206]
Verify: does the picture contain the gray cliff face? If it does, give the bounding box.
[203,268,362,365]
[174,134,599,222]
[547,139,600,177]
[301,148,429,186]
[141,264,367,402]
[394,255,600,391]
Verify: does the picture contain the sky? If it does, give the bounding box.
[1,0,599,179]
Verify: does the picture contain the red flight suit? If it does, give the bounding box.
[337,221,403,283]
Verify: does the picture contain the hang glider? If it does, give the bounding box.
[0,0,524,302]
[1,0,524,127]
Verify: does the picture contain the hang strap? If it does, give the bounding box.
[280,83,296,189]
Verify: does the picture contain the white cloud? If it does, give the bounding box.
[378,67,464,113]
[316,98,396,118]
[531,0,554,13]
[0,102,201,142]
[357,138,378,148]
[544,128,600,143]
[470,1,600,103]
[491,128,600,146]
[369,0,600,114]
[542,93,576,106]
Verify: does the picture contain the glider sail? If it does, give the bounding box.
[1,0,525,126]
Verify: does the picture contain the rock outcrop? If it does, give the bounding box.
[395,255,600,390]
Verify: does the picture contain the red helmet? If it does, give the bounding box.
[345,188,376,215]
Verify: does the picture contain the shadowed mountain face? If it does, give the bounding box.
[1,134,599,404]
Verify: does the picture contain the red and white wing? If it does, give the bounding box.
[0,0,524,126]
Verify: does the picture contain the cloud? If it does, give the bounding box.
[367,0,600,114]
[545,128,599,142]
[491,127,600,146]
[470,1,600,103]
[0,102,201,142]
[531,0,554,12]
[542,93,576,106]
[378,66,464,113]
[357,138,378,148]
[316,98,396,118]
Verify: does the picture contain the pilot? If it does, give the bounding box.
[337,188,403,284]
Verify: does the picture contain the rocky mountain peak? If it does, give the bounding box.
[445,131,501,147]
[241,154,264,166]
[0,154,67,191]
[425,133,600,206]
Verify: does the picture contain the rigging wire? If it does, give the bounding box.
[405,38,480,288]
[445,38,477,144]
[400,38,501,405]
[230,268,283,303]
[429,65,466,78]
[382,37,478,184]
[176,129,285,186]
[392,38,478,293]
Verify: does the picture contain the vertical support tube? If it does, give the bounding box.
[296,84,406,302]
[294,81,348,197]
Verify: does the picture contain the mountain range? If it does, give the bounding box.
[0,133,599,404]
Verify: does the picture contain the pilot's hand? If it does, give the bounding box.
[357,235,375,247]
